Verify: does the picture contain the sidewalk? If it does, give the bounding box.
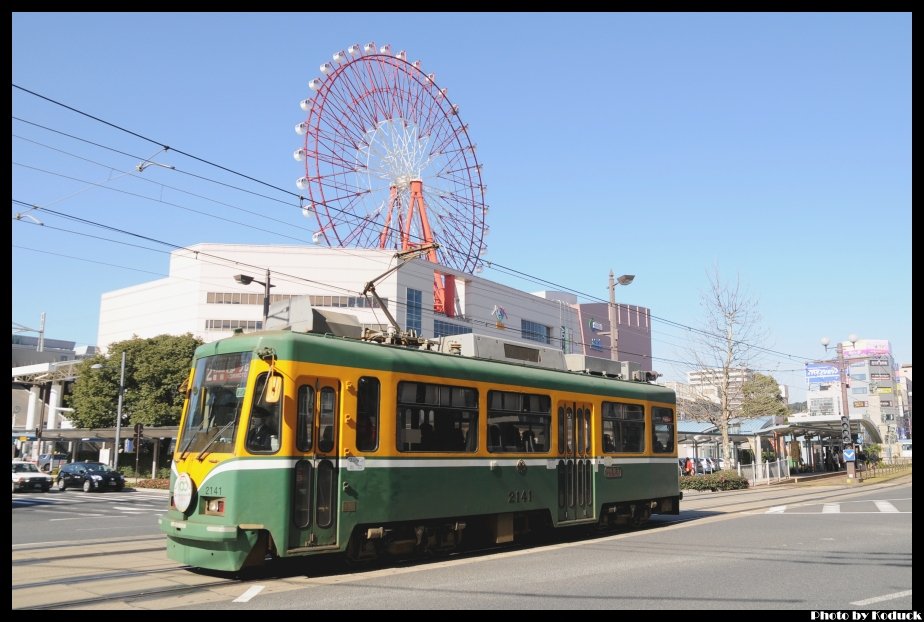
[125,477,170,494]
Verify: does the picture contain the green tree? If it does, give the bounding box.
[741,373,789,420]
[66,334,202,428]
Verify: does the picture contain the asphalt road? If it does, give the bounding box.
[11,477,913,610]
[11,487,168,545]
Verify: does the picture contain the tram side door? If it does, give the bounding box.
[290,379,340,550]
[556,401,594,522]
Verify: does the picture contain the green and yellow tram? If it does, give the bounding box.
[160,311,680,571]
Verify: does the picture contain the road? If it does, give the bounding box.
[12,487,167,545]
[12,477,913,610]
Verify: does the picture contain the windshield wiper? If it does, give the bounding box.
[178,429,200,461]
[195,419,237,461]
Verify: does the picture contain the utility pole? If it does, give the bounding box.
[607,271,635,361]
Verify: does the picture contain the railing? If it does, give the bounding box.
[738,459,791,486]
[855,459,912,481]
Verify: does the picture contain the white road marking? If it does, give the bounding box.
[850,589,912,606]
[822,503,840,513]
[766,506,787,513]
[233,585,265,603]
[874,500,900,513]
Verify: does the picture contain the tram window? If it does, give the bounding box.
[558,406,565,453]
[602,401,645,453]
[318,387,336,453]
[356,377,380,452]
[246,372,282,454]
[487,390,550,453]
[297,385,315,451]
[652,407,674,453]
[396,381,477,452]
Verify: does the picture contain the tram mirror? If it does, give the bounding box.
[265,376,282,404]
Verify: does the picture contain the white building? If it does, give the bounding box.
[98,244,652,364]
[805,339,899,446]
[686,367,755,411]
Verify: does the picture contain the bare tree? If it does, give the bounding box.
[684,267,767,466]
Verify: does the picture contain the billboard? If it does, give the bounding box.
[806,363,840,384]
[842,339,891,359]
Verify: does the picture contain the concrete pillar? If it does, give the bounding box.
[25,385,42,430]
[47,382,63,430]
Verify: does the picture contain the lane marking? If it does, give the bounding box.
[233,585,265,603]
[766,506,787,513]
[874,501,900,513]
[850,589,912,606]
[750,511,911,515]
[822,503,840,513]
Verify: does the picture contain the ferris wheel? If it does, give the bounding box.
[294,43,488,275]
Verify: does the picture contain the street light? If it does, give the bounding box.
[607,271,635,361]
[91,351,125,471]
[234,270,274,327]
[821,334,858,479]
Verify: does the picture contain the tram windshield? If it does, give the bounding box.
[179,352,252,456]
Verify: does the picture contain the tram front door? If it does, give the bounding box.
[290,378,340,550]
[557,401,594,523]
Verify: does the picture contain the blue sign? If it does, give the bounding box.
[842,448,856,462]
[806,363,840,384]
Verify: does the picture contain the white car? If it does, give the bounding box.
[12,460,53,493]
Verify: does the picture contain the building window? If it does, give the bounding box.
[205,319,263,331]
[406,288,422,334]
[206,292,385,308]
[521,319,551,344]
[434,319,472,338]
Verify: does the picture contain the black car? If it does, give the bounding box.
[56,462,126,492]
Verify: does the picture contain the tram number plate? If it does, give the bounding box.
[507,489,533,503]
[604,466,623,479]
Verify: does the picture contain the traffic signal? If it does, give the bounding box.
[840,416,851,445]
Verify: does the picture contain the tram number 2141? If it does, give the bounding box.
[507,489,534,503]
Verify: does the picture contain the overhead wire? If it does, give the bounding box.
[13,85,818,366]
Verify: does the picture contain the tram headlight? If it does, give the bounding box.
[204,498,226,516]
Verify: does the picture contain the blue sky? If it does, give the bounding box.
[12,13,911,400]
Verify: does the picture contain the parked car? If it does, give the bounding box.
[56,461,125,493]
[12,460,53,493]
[37,453,68,472]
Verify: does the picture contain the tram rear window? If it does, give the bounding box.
[602,401,645,453]
[651,407,674,453]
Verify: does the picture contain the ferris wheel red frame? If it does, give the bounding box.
[294,43,488,275]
